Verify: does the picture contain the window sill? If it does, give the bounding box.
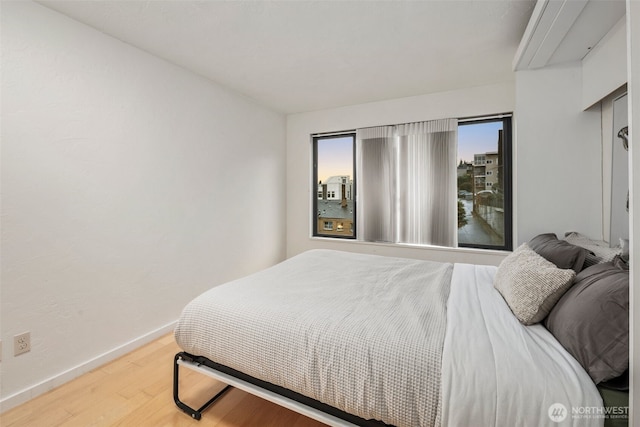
[308,236,510,266]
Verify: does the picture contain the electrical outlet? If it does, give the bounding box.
[14,332,31,356]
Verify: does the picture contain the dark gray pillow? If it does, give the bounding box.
[528,233,588,272]
[544,258,629,384]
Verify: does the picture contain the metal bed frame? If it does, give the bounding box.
[173,351,389,426]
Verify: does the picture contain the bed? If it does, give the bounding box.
[173,237,629,427]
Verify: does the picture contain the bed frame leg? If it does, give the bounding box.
[174,352,233,420]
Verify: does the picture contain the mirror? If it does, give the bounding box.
[610,93,629,247]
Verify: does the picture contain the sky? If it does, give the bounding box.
[458,121,503,163]
[316,122,503,182]
[317,136,353,183]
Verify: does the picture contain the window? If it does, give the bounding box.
[457,117,512,250]
[312,115,512,250]
[313,134,356,238]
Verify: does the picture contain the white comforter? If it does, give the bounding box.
[175,250,603,427]
[176,249,452,427]
[441,263,603,427]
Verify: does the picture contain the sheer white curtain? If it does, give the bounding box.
[356,126,396,243]
[396,120,458,246]
[356,119,458,247]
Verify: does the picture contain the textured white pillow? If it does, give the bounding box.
[494,243,576,325]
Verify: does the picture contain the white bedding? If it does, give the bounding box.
[176,249,453,427]
[441,263,603,427]
[175,250,604,427]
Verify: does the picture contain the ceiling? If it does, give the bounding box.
[38,0,537,114]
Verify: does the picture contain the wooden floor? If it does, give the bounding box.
[1,333,328,427]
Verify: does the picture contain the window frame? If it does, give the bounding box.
[311,115,513,251]
[457,115,513,251]
[312,133,357,239]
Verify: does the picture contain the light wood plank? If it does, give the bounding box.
[0,333,328,427]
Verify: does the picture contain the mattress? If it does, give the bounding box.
[175,249,603,427]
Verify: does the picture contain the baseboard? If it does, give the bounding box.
[0,320,177,413]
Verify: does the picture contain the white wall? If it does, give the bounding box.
[288,72,605,261]
[515,62,603,244]
[582,16,627,110]
[287,71,603,264]
[0,1,286,409]
[286,83,515,266]
[581,15,629,245]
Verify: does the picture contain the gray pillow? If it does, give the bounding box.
[528,233,588,273]
[564,231,622,267]
[545,258,629,385]
[494,244,576,325]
